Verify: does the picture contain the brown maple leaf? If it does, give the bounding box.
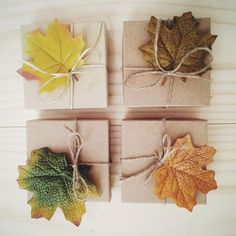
[140,12,217,81]
[153,133,217,211]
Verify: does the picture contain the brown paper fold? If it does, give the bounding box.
[27,119,110,202]
[121,119,207,203]
[22,21,108,109]
[123,18,212,107]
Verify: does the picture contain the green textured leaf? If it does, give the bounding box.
[140,12,217,78]
[17,147,98,226]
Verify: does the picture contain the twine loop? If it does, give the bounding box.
[65,126,89,202]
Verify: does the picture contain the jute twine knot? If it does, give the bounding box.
[65,125,89,202]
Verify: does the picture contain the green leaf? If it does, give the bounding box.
[17,147,98,226]
[140,12,217,77]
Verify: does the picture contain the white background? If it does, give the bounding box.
[0,0,236,235]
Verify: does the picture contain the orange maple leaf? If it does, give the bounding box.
[153,133,217,211]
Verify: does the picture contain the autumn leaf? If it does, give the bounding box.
[153,133,217,211]
[18,19,86,93]
[140,12,217,81]
[17,148,98,226]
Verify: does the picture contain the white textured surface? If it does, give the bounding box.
[0,1,236,235]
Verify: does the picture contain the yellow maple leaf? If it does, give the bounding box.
[20,19,86,93]
[153,133,217,211]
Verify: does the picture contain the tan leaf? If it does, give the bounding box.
[153,133,217,211]
[140,12,217,77]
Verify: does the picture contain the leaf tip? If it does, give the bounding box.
[17,165,28,186]
[31,211,44,219]
[17,68,40,81]
[73,219,82,227]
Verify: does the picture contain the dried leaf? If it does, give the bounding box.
[153,133,217,211]
[18,19,86,93]
[140,12,217,78]
[17,148,98,226]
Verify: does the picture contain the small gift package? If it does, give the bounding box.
[17,119,110,226]
[123,12,217,107]
[121,119,217,211]
[18,19,108,109]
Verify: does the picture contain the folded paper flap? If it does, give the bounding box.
[123,21,150,68]
[122,120,162,158]
[27,119,109,163]
[120,172,157,202]
[73,22,107,65]
[87,164,110,202]
[77,120,109,162]
[73,67,108,108]
[123,18,210,67]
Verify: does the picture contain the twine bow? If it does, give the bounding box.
[65,126,89,201]
[124,19,213,107]
[121,119,174,183]
[19,22,104,108]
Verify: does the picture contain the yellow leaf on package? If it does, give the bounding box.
[153,133,217,211]
[19,19,86,94]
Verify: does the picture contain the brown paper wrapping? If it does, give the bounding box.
[121,119,207,203]
[27,119,110,202]
[123,18,212,107]
[22,21,108,109]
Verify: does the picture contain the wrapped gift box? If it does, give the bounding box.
[121,119,207,203]
[27,119,110,201]
[123,18,212,107]
[22,21,108,109]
